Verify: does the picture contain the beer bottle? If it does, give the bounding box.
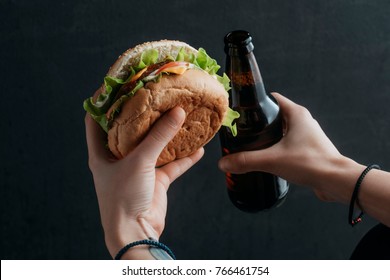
[219,30,289,212]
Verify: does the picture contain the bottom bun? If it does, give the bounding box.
[107,69,228,166]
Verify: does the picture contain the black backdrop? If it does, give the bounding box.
[1,0,390,260]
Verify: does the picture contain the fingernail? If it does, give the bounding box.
[169,107,186,128]
[176,107,186,121]
[218,158,228,172]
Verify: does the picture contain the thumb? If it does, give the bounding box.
[218,149,275,174]
[136,107,186,162]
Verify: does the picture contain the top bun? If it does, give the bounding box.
[105,40,229,166]
[108,40,198,79]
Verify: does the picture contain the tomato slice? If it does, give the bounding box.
[155,61,190,75]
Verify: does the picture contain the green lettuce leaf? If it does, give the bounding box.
[223,107,240,136]
[218,73,231,92]
[133,49,159,72]
[83,76,126,132]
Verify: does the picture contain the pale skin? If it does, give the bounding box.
[86,90,390,260]
[218,93,390,227]
[85,98,204,259]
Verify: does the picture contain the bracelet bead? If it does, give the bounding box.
[348,164,380,227]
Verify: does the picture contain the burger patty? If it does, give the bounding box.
[106,60,173,130]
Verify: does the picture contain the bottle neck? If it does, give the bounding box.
[226,51,269,106]
[225,49,280,125]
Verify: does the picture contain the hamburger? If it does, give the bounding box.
[84,40,239,166]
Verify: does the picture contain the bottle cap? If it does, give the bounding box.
[224,30,254,55]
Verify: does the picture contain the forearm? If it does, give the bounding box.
[359,169,390,227]
[315,156,390,227]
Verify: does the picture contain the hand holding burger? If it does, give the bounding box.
[84,40,238,259]
[85,96,204,259]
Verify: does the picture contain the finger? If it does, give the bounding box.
[270,92,299,118]
[156,148,204,190]
[218,148,276,174]
[271,92,313,121]
[137,107,186,161]
[85,114,113,165]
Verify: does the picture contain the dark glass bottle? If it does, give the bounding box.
[219,30,289,212]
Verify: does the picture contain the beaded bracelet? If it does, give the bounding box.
[114,238,176,260]
[348,164,380,227]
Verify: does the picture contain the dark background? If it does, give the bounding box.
[1,0,389,260]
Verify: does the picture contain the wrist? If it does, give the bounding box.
[103,215,159,259]
[315,155,366,204]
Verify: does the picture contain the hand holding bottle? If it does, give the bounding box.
[219,92,390,227]
[219,92,366,203]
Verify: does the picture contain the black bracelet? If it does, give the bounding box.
[348,164,380,227]
[114,238,176,260]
